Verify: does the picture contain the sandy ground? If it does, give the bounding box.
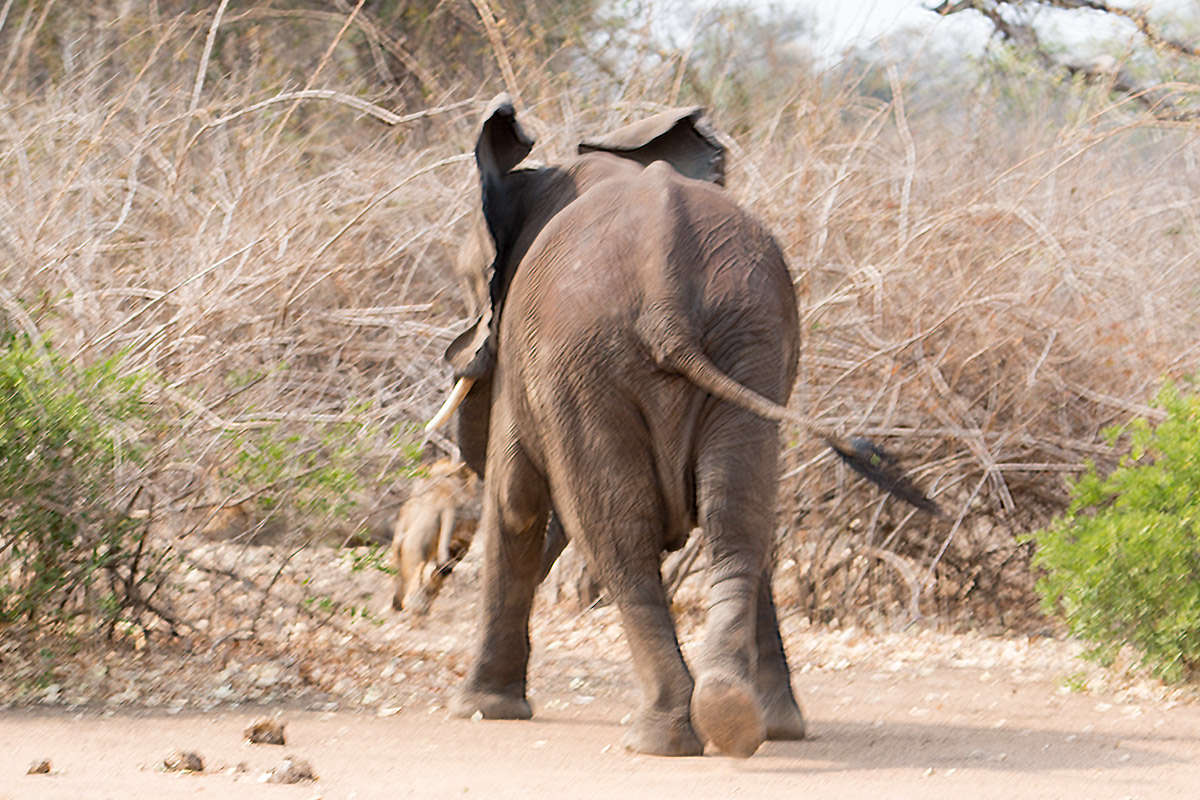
[5,653,1200,798]
[3,544,1200,798]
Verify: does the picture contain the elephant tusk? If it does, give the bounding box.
[424,377,475,433]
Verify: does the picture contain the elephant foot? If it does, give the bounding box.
[691,675,766,758]
[451,688,532,720]
[621,710,703,757]
[760,687,806,741]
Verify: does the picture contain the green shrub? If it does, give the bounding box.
[0,334,159,627]
[217,413,426,545]
[1027,382,1200,682]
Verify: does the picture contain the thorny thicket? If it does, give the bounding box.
[1,2,1199,647]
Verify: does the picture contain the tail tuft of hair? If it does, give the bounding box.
[825,436,943,517]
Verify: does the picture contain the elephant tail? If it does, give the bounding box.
[664,345,943,516]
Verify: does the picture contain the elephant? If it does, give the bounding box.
[426,95,936,758]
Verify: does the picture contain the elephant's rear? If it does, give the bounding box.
[503,162,799,543]
[505,162,804,756]
[456,98,808,758]
[506,159,801,463]
[516,160,798,361]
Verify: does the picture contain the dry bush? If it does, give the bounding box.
[0,5,492,637]
[0,0,632,641]
[749,74,1200,628]
[3,3,1199,639]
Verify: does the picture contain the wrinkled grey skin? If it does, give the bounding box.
[445,97,804,758]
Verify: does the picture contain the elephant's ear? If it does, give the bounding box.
[475,94,534,186]
[446,94,535,383]
[444,308,493,380]
[476,95,534,265]
[435,96,534,476]
[577,107,725,185]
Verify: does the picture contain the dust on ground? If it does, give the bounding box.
[2,542,1199,798]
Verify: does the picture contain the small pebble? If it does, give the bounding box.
[245,718,286,745]
[268,755,317,784]
[163,750,205,773]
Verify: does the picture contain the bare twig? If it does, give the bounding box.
[265,0,366,165]
[931,0,1200,120]
[275,152,472,325]
[470,0,524,107]
[32,17,181,243]
[888,66,916,263]
[186,93,474,154]
[189,0,230,113]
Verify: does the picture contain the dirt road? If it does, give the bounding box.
[4,548,1199,798]
[4,659,1198,799]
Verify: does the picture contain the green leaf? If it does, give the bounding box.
[1027,380,1200,683]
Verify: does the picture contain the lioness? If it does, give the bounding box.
[388,459,478,614]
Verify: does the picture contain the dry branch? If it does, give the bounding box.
[189,0,230,113]
[4,5,1200,634]
[932,0,1200,120]
[470,0,524,107]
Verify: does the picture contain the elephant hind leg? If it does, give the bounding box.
[613,575,704,757]
[755,572,805,740]
[558,499,701,756]
[690,412,781,757]
[691,674,765,758]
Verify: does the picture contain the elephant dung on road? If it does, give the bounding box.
[427,96,935,758]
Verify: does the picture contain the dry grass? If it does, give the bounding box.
[1,11,486,547]
[759,79,1200,627]
[2,6,1199,633]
